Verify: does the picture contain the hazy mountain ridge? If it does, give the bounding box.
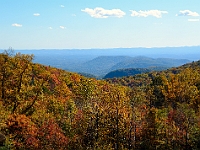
[79,56,190,77]
[0,46,198,77]
[103,57,191,79]
[110,57,190,71]
[75,56,133,76]
[4,46,200,60]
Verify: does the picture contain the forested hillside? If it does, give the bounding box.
[103,67,170,79]
[104,68,151,79]
[1,51,200,149]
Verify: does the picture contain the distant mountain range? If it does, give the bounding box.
[75,56,190,77]
[76,56,133,76]
[110,56,189,71]
[1,46,198,77]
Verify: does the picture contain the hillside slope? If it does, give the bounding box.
[1,51,200,150]
[103,68,151,79]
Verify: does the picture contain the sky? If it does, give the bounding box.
[0,0,200,49]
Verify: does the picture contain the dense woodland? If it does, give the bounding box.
[103,68,153,79]
[0,50,200,150]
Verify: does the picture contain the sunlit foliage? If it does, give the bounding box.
[1,49,200,149]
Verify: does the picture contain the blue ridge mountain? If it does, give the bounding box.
[78,56,190,77]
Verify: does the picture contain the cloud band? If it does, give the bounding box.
[176,10,199,17]
[12,23,22,27]
[130,10,168,18]
[81,7,126,18]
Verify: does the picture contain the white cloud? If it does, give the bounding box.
[72,14,76,17]
[60,5,65,8]
[130,10,168,18]
[188,19,200,22]
[48,27,53,30]
[33,13,40,16]
[81,7,126,18]
[176,10,199,17]
[12,23,22,27]
[60,26,66,29]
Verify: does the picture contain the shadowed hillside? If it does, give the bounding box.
[103,68,151,79]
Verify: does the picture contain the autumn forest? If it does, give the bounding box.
[1,50,200,150]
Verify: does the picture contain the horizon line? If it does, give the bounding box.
[1,45,200,51]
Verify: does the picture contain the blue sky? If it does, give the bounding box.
[0,0,200,49]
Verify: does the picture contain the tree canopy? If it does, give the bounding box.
[1,50,200,149]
